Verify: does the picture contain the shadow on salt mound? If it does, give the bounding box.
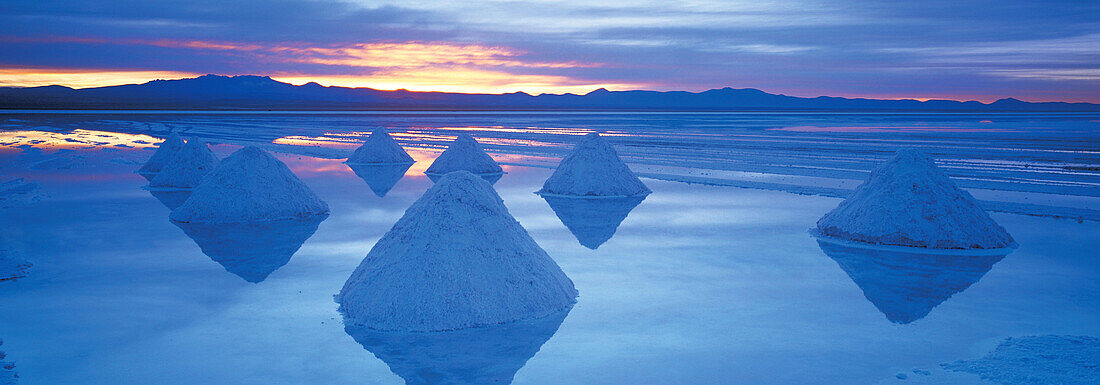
[816,237,1008,324]
[346,306,571,385]
[541,195,647,250]
[149,190,192,210]
[0,250,32,282]
[172,215,327,283]
[426,171,502,185]
[347,163,413,198]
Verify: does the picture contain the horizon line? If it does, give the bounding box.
[2,73,1097,105]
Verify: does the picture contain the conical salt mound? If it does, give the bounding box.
[148,138,218,190]
[346,307,571,385]
[169,146,329,223]
[346,128,415,165]
[818,239,1007,324]
[424,134,503,176]
[537,133,650,197]
[542,195,646,249]
[337,171,577,332]
[137,132,184,175]
[0,250,31,282]
[174,216,327,283]
[347,163,413,197]
[815,148,1015,249]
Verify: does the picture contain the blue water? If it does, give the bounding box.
[0,112,1097,384]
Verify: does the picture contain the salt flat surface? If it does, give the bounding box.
[0,112,1096,384]
[2,111,1094,219]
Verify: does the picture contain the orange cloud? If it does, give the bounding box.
[274,42,599,69]
[0,37,636,94]
[272,67,641,94]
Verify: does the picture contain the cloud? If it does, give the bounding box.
[0,0,1097,101]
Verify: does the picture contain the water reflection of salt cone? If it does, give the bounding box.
[817,238,1008,324]
[173,216,327,283]
[347,163,413,197]
[542,195,646,249]
[426,171,502,185]
[346,306,571,385]
[149,190,192,210]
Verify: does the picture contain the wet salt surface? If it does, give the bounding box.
[0,112,1097,384]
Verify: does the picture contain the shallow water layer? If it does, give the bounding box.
[0,112,1097,384]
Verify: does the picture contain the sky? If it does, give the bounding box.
[1,0,1098,102]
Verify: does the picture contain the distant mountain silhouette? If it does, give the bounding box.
[1,74,1096,111]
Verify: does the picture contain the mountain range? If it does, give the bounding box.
[1,74,1097,111]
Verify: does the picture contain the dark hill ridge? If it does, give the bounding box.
[0,74,1096,111]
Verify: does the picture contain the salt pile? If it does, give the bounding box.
[817,239,1007,324]
[537,132,650,197]
[169,146,329,223]
[814,148,1015,249]
[137,132,184,175]
[0,250,31,282]
[347,163,413,198]
[542,195,646,249]
[147,138,218,190]
[424,134,503,176]
[174,216,326,283]
[337,171,577,332]
[346,307,570,385]
[345,128,415,165]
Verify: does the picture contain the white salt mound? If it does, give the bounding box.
[337,171,577,332]
[345,127,415,165]
[137,132,184,174]
[169,146,329,223]
[424,134,503,176]
[815,148,1015,249]
[538,132,650,197]
[148,138,218,190]
[943,335,1099,385]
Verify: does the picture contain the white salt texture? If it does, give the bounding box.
[815,148,1015,249]
[169,146,329,223]
[148,138,218,190]
[538,132,650,197]
[137,132,184,175]
[337,171,577,332]
[345,128,415,165]
[424,134,503,176]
